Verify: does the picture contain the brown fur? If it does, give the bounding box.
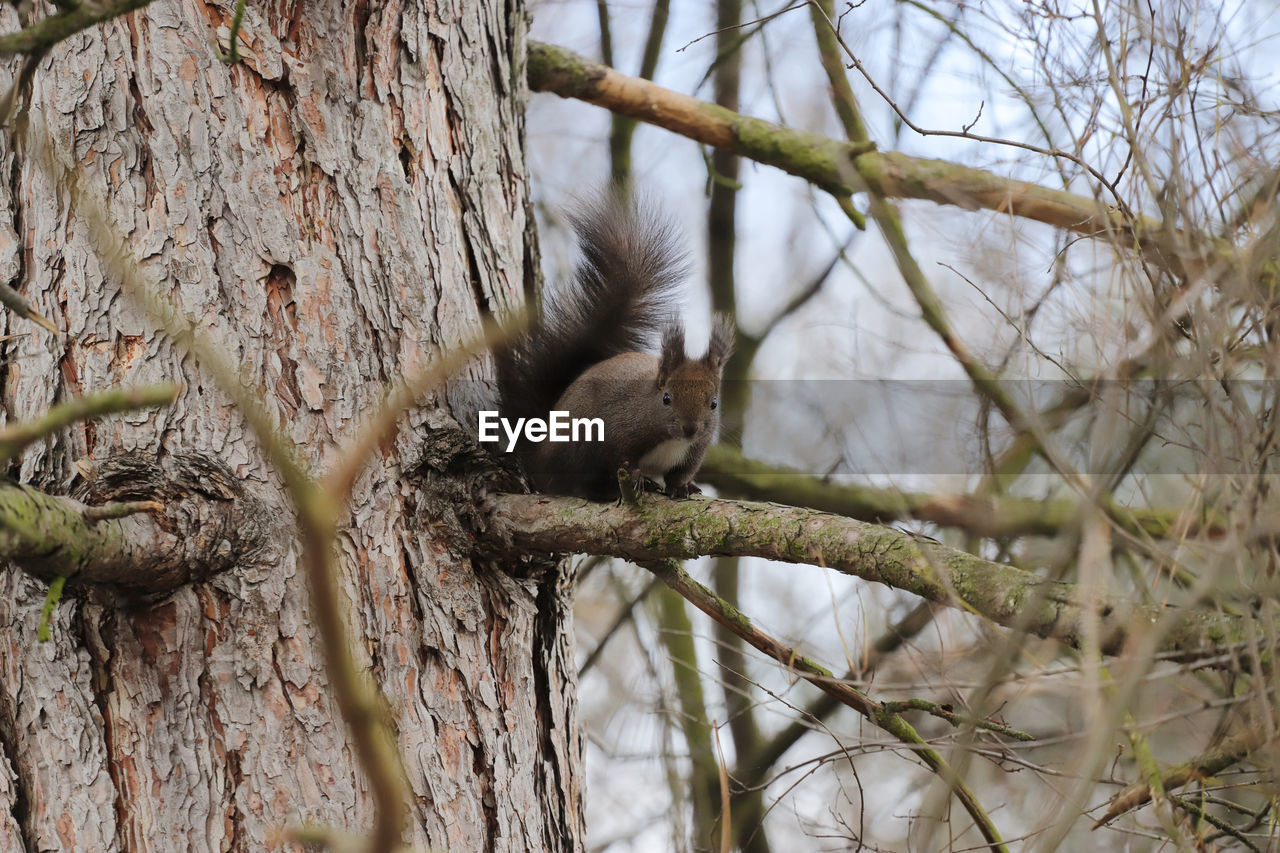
[496,191,733,500]
[531,338,729,499]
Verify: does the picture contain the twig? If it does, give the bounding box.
[878,698,1034,741]
[1168,794,1263,853]
[714,724,731,853]
[0,282,56,333]
[643,557,1007,850]
[578,577,658,676]
[82,500,163,522]
[676,0,806,53]
[0,384,180,460]
[214,0,247,64]
[322,321,509,503]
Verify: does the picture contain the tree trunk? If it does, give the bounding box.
[0,1,584,850]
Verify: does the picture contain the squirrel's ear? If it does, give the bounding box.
[658,324,685,385]
[704,313,735,374]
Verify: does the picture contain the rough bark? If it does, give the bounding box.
[0,1,583,851]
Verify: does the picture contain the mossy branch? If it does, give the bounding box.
[700,445,1222,540]
[527,41,875,197]
[213,0,246,64]
[0,453,274,592]
[878,698,1034,741]
[36,575,65,641]
[481,492,1242,659]
[1092,728,1262,828]
[527,40,1217,281]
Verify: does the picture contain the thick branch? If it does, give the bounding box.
[0,483,163,585]
[481,492,1241,658]
[527,41,874,194]
[528,41,1193,270]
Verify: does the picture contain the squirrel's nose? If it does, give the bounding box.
[682,423,697,438]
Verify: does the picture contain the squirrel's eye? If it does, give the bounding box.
[662,392,671,406]
[710,398,718,410]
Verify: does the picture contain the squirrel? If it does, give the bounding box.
[496,193,734,500]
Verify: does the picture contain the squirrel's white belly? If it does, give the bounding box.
[638,439,691,478]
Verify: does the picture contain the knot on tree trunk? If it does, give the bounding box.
[412,423,560,578]
[2,451,282,595]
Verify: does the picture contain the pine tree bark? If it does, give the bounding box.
[0,1,583,850]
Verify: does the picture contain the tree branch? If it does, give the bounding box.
[700,445,1222,540]
[0,384,179,460]
[735,601,938,780]
[644,557,1007,850]
[480,492,1242,659]
[1092,728,1263,828]
[527,40,1214,281]
[0,282,56,333]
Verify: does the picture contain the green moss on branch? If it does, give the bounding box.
[483,491,1242,659]
[527,40,1221,280]
[700,446,1221,540]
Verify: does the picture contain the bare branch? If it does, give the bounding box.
[0,282,56,333]
[643,557,1007,850]
[737,602,938,778]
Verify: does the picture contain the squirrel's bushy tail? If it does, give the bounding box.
[497,191,688,427]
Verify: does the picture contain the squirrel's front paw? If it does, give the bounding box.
[627,467,650,493]
[666,481,701,500]
[617,465,654,503]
